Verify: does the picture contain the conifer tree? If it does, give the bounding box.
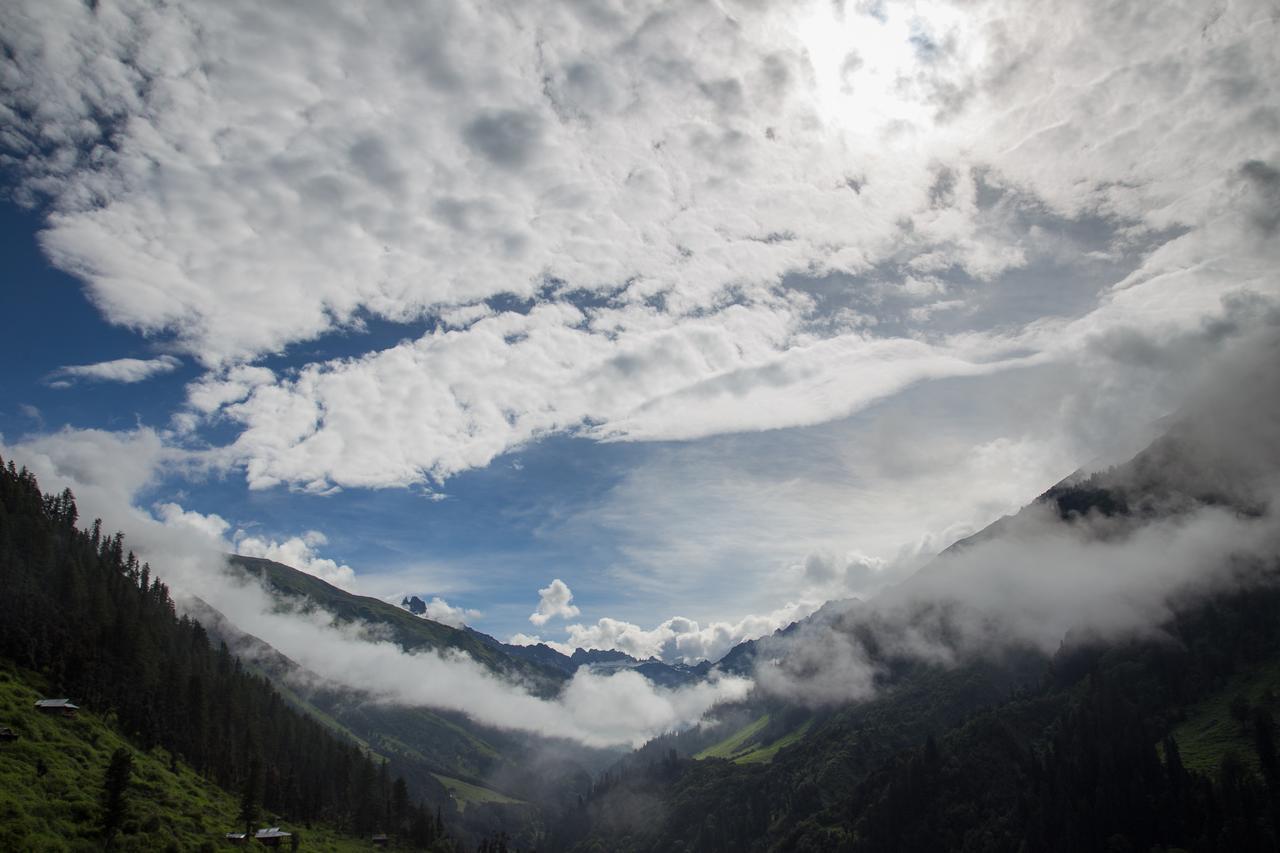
[100,747,133,850]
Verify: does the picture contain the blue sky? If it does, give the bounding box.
[2,0,1277,663]
[0,195,659,632]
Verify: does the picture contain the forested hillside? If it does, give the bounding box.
[0,457,454,850]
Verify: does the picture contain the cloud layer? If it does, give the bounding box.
[2,0,1276,494]
[754,325,1280,703]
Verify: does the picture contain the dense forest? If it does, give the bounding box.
[0,456,454,850]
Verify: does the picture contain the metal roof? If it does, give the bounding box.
[34,699,79,709]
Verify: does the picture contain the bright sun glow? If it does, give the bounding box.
[794,0,963,133]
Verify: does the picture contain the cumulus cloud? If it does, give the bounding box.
[233,530,358,591]
[555,601,820,664]
[506,632,545,647]
[416,596,481,629]
[530,578,581,626]
[45,355,181,386]
[153,501,231,540]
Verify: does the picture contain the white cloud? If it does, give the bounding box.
[153,501,231,539]
[754,324,1280,703]
[418,596,481,629]
[233,530,357,591]
[46,355,181,385]
[530,578,580,626]
[3,0,1276,496]
[184,366,277,414]
[556,601,820,664]
[506,632,543,647]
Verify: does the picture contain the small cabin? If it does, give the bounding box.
[34,698,79,717]
[371,833,389,848]
[0,727,18,742]
[224,832,248,846]
[254,827,292,847]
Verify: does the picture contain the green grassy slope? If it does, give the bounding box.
[1170,660,1280,776]
[733,719,814,764]
[693,712,815,765]
[693,714,771,761]
[0,663,369,853]
[431,774,525,813]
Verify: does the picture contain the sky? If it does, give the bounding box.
[1,0,1278,664]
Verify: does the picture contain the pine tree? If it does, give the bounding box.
[100,747,133,850]
[240,756,263,837]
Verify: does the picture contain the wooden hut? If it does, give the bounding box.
[254,827,292,847]
[34,698,79,717]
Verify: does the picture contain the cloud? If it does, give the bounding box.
[506,632,544,646]
[753,324,1280,704]
[530,578,580,626]
[45,355,181,385]
[2,0,1276,496]
[462,109,544,168]
[417,596,481,629]
[756,497,1280,705]
[526,573,910,667]
[233,530,358,591]
[555,600,820,664]
[17,404,43,427]
[153,501,231,540]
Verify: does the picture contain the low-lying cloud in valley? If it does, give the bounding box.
[0,425,751,748]
[754,325,1280,704]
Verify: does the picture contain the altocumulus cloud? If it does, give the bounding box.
[1,0,1276,495]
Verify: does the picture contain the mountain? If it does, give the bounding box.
[480,630,713,687]
[230,555,568,694]
[219,557,623,848]
[236,554,717,691]
[549,425,1280,852]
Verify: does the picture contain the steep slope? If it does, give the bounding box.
[0,663,374,852]
[0,458,457,851]
[229,555,567,692]
[552,419,1280,852]
[217,555,621,847]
